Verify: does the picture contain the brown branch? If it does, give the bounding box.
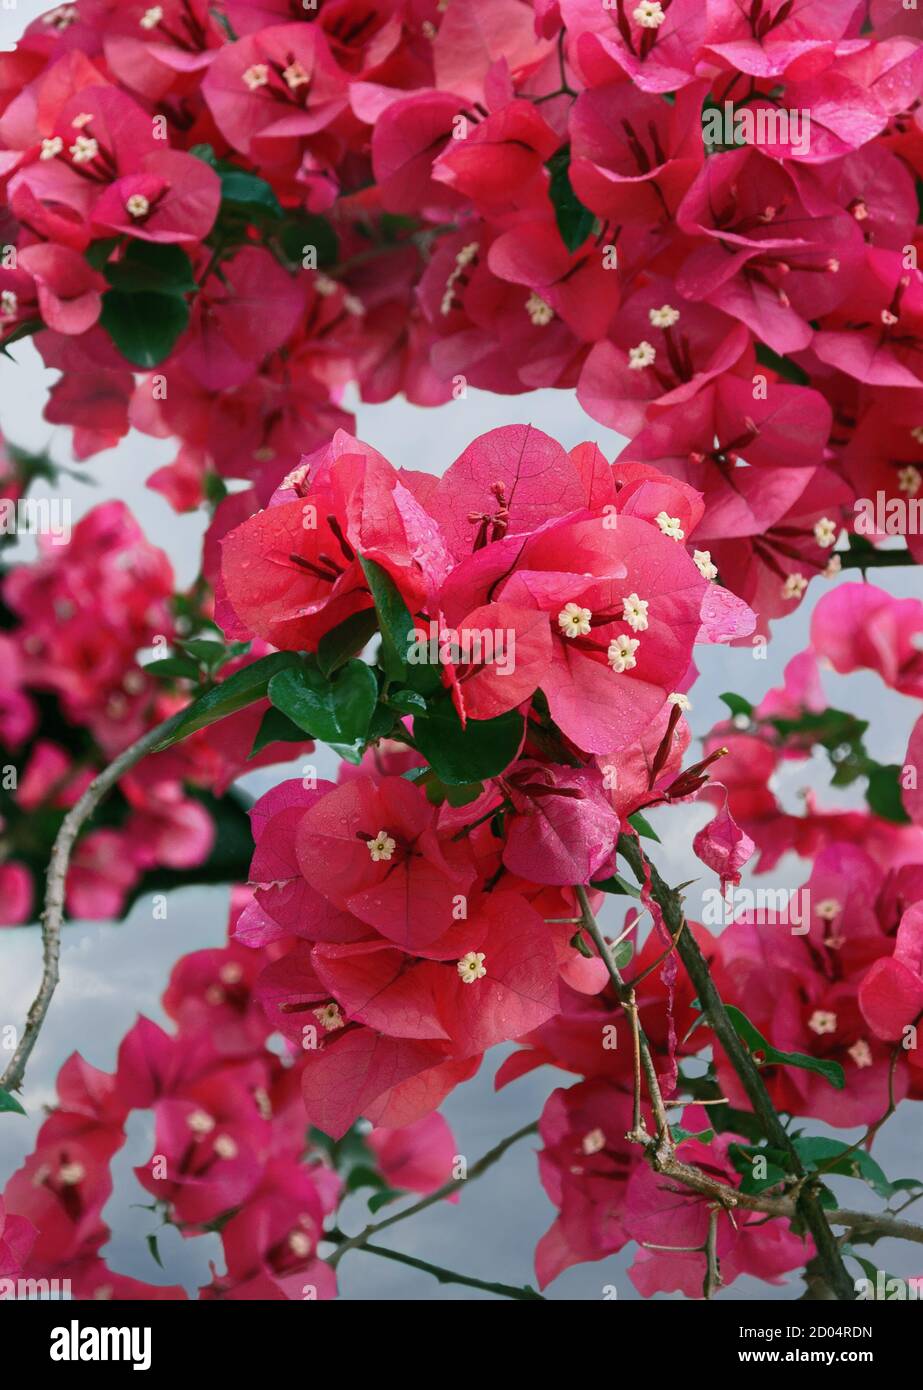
[0,708,188,1094]
[328,1121,538,1270]
[617,835,858,1302]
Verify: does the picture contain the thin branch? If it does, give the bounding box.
[0,708,188,1094]
[353,1241,545,1300]
[704,1206,723,1299]
[575,886,671,1149]
[617,834,858,1302]
[328,1121,538,1269]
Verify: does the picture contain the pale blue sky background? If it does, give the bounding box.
[1,0,922,1301]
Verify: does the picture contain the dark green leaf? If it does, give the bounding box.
[754,342,810,386]
[591,873,641,898]
[153,652,301,749]
[268,660,377,745]
[146,1233,164,1269]
[413,697,524,784]
[219,169,283,220]
[367,1188,404,1214]
[178,639,230,669]
[277,214,339,268]
[793,1137,894,1199]
[317,607,378,677]
[724,1004,845,1090]
[358,556,416,684]
[866,764,912,825]
[249,705,310,758]
[145,655,201,681]
[100,289,190,367]
[720,691,754,719]
[0,1088,26,1116]
[627,811,661,843]
[104,243,196,297]
[547,148,595,252]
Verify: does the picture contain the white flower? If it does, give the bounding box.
[848,1039,873,1069]
[140,5,164,28]
[621,592,649,632]
[313,1003,345,1031]
[71,112,94,130]
[283,61,310,90]
[243,64,270,91]
[126,193,151,219]
[58,1162,86,1186]
[815,899,842,921]
[813,517,838,548]
[0,291,18,320]
[581,1128,606,1156]
[367,830,396,862]
[910,426,923,445]
[526,291,554,326]
[628,340,656,370]
[288,1231,313,1257]
[457,951,487,984]
[213,1135,238,1160]
[693,549,718,580]
[655,511,684,541]
[69,135,99,165]
[608,634,640,673]
[314,273,337,297]
[648,304,679,328]
[808,1010,837,1036]
[781,572,808,600]
[186,1110,216,1134]
[667,692,691,711]
[633,0,665,27]
[40,136,64,161]
[899,465,922,496]
[558,602,592,638]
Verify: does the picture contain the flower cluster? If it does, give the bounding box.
[0,888,460,1299]
[0,0,919,620]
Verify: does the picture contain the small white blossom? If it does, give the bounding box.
[367,830,396,863]
[621,592,649,632]
[693,549,718,580]
[457,951,487,984]
[781,572,808,601]
[243,64,270,91]
[558,602,592,638]
[813,517,838,548]
[628,340,656,370]
[608,634,640,673]
[526,291,554,326]
[648,304,679,328]
[633,0,666,27]
[808,1010,837,1036]
[655,511,684,541]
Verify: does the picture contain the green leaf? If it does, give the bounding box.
[627,811,661,843]
[345,1164,387,1195]
[153,651,301,749]
[673,1125,715,1146]
[100,289,190,367]
[388,689,428,714]
[146,1233,164,1269]
[358,555,420,685]
[547,148,595,252]
[793,1137,894,1199]
[85,236,122,270]
[177,639,230,670]
[591,873,642,898]
[0,1088,26,1116]
[145,655,201,682]
[413,697,524,785]
[317,608,379,677]
[249,705,310,758]
[754,342,810,386]
[367,1188,404,1214]
[104,243,197,297]
[219,168,283,220]
[268,659,377,745]
[724,1004,845,1090]
[277,213,339,269]
[611,939,634,970]
[720,691,753,720]
[866,764,912,824]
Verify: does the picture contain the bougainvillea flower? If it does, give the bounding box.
[810,583,923,696]
[501,761,620,885]
[367,1112,460,1198]
[859,903,923,1041]
[625,1108,812,1297]
[295,775,477,950]
[0,1197,36,1277]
